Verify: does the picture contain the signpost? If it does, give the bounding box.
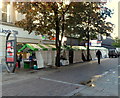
[6,32,17,73]
[6,40,15,63]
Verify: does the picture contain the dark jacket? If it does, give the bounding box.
[96,50,102,58]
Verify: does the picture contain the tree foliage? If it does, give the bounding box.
[112,38,120,48]
[15,2,114,66]
[15,2,113,40]
[64,2,114,40]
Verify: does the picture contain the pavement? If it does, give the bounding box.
[67,67,118,96]
[1,58,119,96]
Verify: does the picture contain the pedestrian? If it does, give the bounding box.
[96,50,102,64]
[29,54,33,68]
[29,54,33,61]
[17,54,22,68]
[82,50,86,62]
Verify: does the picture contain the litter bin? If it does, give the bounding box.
[24,61,30,69]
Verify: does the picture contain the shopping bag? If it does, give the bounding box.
[16,62,18,67]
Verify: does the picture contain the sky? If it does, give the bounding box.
[106,0,119,38]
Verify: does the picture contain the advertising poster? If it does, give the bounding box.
[6,40,15,63]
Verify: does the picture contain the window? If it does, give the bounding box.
[2,2,7,22]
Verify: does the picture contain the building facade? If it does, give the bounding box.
[0,2,42,64]
[119,1,120,39]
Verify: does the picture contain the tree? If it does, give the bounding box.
[15,2,114,66]
[15,2,72,67]
[112,38,120,48]
[64,2,114,61]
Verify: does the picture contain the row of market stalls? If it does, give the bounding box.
[18,44,56,69]
[72,46,108,63]
[17,44,109,69]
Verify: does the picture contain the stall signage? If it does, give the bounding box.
[85,40,102,46]
[6,40,15,63]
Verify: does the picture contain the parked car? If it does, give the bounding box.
[116,48,120,57]
[108,49,118,58]
[118,52,120,57]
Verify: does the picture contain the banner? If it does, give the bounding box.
[6,40,15,63]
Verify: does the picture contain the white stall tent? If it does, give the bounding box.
[35,51,44,68]
[33,44,56,67]
[90,50,97,60]
[18,44,109,68]
[51,51,56,66]
[73,50,83,63]
[18,44,57,68]
[72,46,108,62]
[89,47,109,58]
[60,49,69,65]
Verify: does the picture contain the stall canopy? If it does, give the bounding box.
[18,44,56,52]
[72,46,87,50]
[72,46,108,50]
[89,47,108,50]
[18,44,108,52]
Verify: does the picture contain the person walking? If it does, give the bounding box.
[96,50,102,64]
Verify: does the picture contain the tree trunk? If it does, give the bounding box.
[87,27,90,61]
[55,10,61,67]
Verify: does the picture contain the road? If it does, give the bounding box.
[2,58,118,96]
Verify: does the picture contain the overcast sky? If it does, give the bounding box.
[106,0,119,38]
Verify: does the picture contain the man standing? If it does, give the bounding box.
[17,54,22,68]
[96,50,102,64]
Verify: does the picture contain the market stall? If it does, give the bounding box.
[72,46,87,63]
[60,46,70,65]
[18,44,57,69]
[46,45,56,66]
[72,46,108,62]
[89,47,109,59]
[18,44,109,69]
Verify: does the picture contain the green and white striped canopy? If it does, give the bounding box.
[18,44,108,53]
[18,44,56,52]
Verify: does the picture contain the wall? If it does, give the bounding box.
[119,2,120,39]
[0,24,41,64]
[0,36,6,64]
